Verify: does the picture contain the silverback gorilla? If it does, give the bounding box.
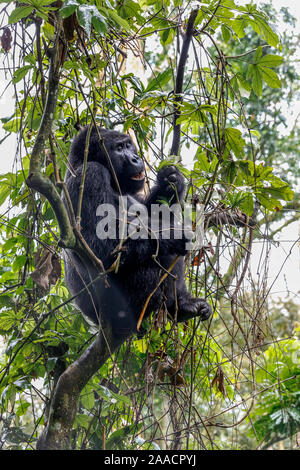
[63,126,212,339]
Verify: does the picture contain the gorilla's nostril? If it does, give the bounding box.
[168,174,177,182]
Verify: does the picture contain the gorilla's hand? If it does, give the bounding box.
[157,165,185,200]
[165,228,193,257]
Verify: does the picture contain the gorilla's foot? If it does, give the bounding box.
[177,297,212,322]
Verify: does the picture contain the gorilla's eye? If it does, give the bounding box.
[116,143,123,151]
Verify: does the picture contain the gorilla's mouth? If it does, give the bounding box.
[131,171,145,181]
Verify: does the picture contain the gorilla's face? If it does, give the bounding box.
[68,126,146,195]
[105,134,145,194]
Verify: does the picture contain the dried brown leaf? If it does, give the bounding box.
[31,248,61,290]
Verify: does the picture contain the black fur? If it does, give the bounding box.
[63,126,212,339]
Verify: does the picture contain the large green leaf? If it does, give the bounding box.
[145,69,173,93]
[239,192,254,216]
[257,54,284,67]
[258,66,281,89]
[59,0,79,19]
[8,6,34,24]
[105,8,130,30]
[231,17,247,38]
[252,65,263,96]
[249,17,279,47]
[12,65,31,84]
[0,179,11,206]
[224,128,245,158]
[92,13,107,34]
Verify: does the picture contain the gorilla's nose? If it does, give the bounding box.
[128,154,139,164]
[128,154,144,171]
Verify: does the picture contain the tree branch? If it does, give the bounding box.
[37,328,126,450]
[170,9,199,157]
[26,18,75,249]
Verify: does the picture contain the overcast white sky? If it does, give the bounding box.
[0,1,299,306]
[240,1,300,304]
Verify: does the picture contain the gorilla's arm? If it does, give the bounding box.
[65,162,187,268]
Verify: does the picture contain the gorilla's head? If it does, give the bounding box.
[69,126,145,194]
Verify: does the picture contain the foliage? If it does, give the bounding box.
[250,328,300,448]
[0,0,299,450]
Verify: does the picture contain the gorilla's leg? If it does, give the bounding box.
[64,251,138,338]
[100,275,141,338]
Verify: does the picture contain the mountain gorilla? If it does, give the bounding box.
[63,126,212,339]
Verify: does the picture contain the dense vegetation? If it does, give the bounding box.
[0,0,299,450]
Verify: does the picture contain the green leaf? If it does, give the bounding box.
[12,65,31,84]
[60,0,79,19]
[145,69,173,93]
[0,311,17,331]
[42,22,55,40]
[12,255,27,272]
[198,104,218,116]
[16,402,31,417]
[252,65,263,96]
[195,9,204,27]
[160,27,175,46]
[0,295,14,309]
[262,184,294,202]
[92,13,107,34]
[195,150,210,172]
[253,45,262,62]
[231,17,247,38]
[116,394,132,407]
[118,0,141,19]
[256,191,282,211]
[224,128,245,158]
[249,18,279,47]
[75,5,108,37]
[0,181,10,206]
[135,337,147,353]
[236,73,252,97]
[149,329,161,353]
[32,0,57,6]
[246,63,254,81]
[250,129,261,138]
[221,25,231,42]
[75,414,90,429]
[257,54,284,67]
[81,391,95,410]
[239,192,254,216]
[224,161,238,184]
[105,8,130,30]
[8,6,34,24]
[106,424,140,449]
[258,66,281,89]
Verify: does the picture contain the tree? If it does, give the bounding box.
[0,0,298,450]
